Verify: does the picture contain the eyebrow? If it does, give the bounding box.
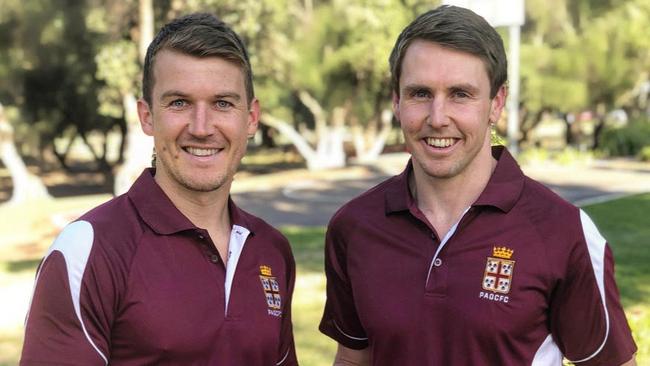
[401,83,480,95]
[159,90,243,102]
[402,84,431,95]
[448,83,480,94]
[214,92,242,102]
[159,90,188,101]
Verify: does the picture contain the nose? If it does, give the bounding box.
[427,96,449,128]
[187,103,214,137]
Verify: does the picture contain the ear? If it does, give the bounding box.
[137,98,154,136]
[392,91,400,121]
[489,85,508,124]
[247,98,260,136]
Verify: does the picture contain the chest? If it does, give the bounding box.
[346,212,561,344]
[108,234,288,363]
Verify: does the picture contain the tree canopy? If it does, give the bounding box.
[0,0,648,181]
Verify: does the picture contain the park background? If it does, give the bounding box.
[1,0,649,364]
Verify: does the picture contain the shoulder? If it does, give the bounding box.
[57,194,145,267]
[518,176,581,229]
[329,175,397,229]
[516,176,605,269]
[40,194,144,302]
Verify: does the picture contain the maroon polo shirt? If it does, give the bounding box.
[320,146,636,366]
[21,169,297,366]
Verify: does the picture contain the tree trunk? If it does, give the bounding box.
[260,112,346,170]
[113,93,153,195]
[113,0,154,195]
[139,0,154,63]
[0,103,50,203]
[353,108,393,163]
[592,115,606,150]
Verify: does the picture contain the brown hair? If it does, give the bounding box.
[142,13,254,106]
[389,5,507,98]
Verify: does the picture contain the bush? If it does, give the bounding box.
[598,118,650,157]
[518,147,592,166]
[639,146,650,161]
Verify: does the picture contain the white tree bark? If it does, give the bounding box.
[113,0,154,195]
[298,90,327,140]
[139,0,154,63]
[261,90,348,171]
[260,112,346,171]
[353,108,393,163]
[113,93,153,195]
[0,103,50,203]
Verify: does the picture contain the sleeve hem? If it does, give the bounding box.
[319,323,369,350]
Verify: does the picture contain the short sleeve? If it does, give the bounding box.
[549,211,636,365]
[21,221,115,366]
[277,244,298,365]
[319,220,369,350]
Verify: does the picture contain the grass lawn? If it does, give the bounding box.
[583,193,650,365]
[1,194,648,365]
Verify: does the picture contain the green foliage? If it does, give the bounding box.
[638,146,650,161]
[520,0,650,140]
[517,147,551,165]
[0,0,134,158]
[95,41,139,118]
[598,118,650,157]
[554,146,592,165]
[2,0,650,162]
[517,146,593,166]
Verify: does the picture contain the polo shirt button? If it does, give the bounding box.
[198,234,205,240]
[434,258,442,267]
[210,254,220,263]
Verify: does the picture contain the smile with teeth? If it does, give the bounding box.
[426,137,456,148]
[184,147,221,157]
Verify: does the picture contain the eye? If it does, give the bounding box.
[215,100,233,109]
[451,90,471,99]
[411,89,430,99]
[169,99,187,109]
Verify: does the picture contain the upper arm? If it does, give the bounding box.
[277,240,298,365]
[333,344,370,366]
[21,221,113,365]
[319,222,369,349]
[550,211,636,365]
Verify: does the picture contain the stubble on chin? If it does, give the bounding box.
[173,168,234,193]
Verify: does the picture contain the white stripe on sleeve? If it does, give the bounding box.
[568,210,610,363]
[26,220,108,365]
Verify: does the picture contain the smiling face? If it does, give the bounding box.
[393,40,506,182]
[138,49,259,195]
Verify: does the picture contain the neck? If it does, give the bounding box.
[156,176,233,233]
[410,145,497,237]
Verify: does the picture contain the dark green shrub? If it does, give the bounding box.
[598,118,650,157]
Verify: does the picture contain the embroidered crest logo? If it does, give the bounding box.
[259,265,282,317]
[482,246,515,294]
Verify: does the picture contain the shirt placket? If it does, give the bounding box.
[424,207,473,295]
[194,228,227,310]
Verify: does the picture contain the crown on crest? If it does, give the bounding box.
[492,246,514,259]
[260,265,273,276]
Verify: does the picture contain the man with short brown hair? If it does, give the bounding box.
[320,5,636,366]
[21,13,297,365]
